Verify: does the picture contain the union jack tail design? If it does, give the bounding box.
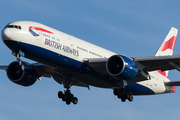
[156,27,178,92]
[155,27,178,57]
[156,27,178,77]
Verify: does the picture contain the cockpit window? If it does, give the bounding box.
[6,25,22,30]
[14,25,18,29]
[7,25,13,28]
[17,25,21,29]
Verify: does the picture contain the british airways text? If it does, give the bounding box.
[44,38,79,56]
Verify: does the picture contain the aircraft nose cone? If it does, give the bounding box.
[1,28,11,40]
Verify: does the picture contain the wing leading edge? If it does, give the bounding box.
[83,55,180,75]
[82,55,180,84]
[133,55,180,72]
[0,62,89,88]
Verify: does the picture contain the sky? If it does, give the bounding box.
[1,0,180,120]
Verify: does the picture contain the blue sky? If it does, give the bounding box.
[1,0,180,120]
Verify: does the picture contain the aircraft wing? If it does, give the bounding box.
[34,55,180,86]
[133,55,180,72]
[83,55,180,74]
[83,58,108,75]
[0,63,89,88]
[83,58,148,84]
[83,55,180,84]
[2,55,180,87]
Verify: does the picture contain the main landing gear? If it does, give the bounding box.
[58,90,78,105]
[113,88,133,102]
[57,77,78,105]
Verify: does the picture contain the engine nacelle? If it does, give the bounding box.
[106,55,138,80]
[7,61,37,86]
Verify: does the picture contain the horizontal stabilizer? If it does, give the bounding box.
[165,81,180,86]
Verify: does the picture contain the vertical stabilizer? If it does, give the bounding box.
[155,27,178,56]
[156,27,178,77]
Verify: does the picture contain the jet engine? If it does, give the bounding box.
[106,55,138,80]
[6,61,37,86]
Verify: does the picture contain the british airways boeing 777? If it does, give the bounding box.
[1,21,180,105]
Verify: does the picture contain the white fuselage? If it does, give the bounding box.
[1,21,174,95]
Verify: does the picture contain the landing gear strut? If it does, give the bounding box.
[113,88,133,102]
[14,51,25,73]
[17,54,22,66]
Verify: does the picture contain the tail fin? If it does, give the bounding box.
[156,27,178,77]
[155,27,178,56]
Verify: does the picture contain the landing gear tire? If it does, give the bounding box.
[121,97,126,102]
[73,97,78,104]
[58,90,78,105]
[121,88,126,96]
[58,91,63,98]
[66,99,71,105]
[117,93,122,99]
[128,94,133,102]
[62,96,66,102]
[113,88,134,102]
[113,88,119,96]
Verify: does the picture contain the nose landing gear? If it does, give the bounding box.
[12,50,24,66]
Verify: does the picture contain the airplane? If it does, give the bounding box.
[1,21,180,105]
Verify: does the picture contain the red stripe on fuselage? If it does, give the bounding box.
[159,36,176,51]
[29,26,53,34]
